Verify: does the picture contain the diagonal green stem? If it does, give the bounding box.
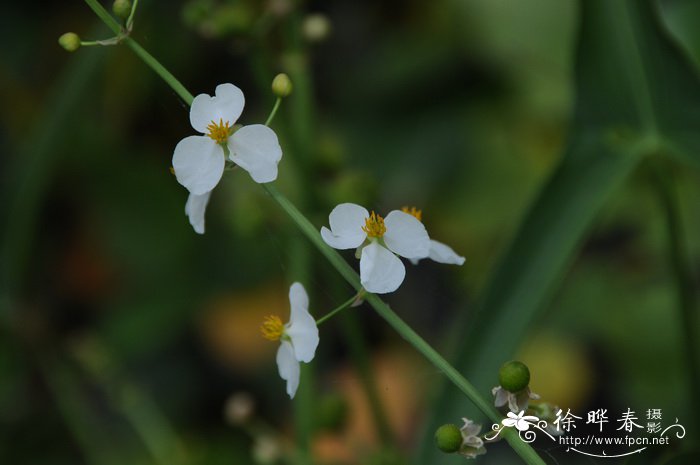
[83,0,193,105]
[316,293,359,326]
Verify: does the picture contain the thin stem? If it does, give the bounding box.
[316,293,359,326]
[126,0,139,31]
[265,97,282,126]
[651,165,700,433]
[84,0,122,35]
[83,0,193,105]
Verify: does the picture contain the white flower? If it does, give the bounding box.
[260,283,319,398]
[172,83,282,233]
[320,203,430,293]
[401,207,465,266]
[459,418,487,459]
[492,385,540,413]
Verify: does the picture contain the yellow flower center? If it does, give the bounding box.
[401,206,422,222]
[362,211,386,238]
[260,315,285,341]
[206,118,232,144]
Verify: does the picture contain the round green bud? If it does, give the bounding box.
[112,0,132,20]
[435,424,462,453]
[302,14,331,42]
[58,33,81,52]
[271,73,293,98]
[499,360,531,393]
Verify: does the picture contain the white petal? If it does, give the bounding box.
[190,83,245,133]
[492,386,508,407]
[286,283,319,363]
[185,191,211,234]
[460,418,482,438]
[228,125,282,183]
[172,135,225,195]
[383,210,430,259]
[276,340,300,398]
[428,239,465,265]
[359,242,406,294]
[320,203,369,250]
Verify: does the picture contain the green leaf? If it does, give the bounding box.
[419,1,700,463]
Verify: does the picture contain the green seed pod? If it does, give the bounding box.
[499,360,531,393]
[112,0,132,20]
[435,424,462,453]
[271,73,293,98]
[58,32,81,52]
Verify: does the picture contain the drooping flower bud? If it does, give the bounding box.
[435,423,462,453]
[271,73,293,98]
[58,32,81,52]
[498,360,531,393]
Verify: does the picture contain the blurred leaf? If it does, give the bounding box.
[419,1,700,463]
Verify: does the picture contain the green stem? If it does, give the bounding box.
[651,165,700,433]
[265,97,282,126]
[83,0,193,105]
[126,0,139,30]
[316,293,359,326]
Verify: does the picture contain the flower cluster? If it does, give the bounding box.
[170,82,466,399]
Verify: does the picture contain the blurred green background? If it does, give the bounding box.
[1,0,699,464]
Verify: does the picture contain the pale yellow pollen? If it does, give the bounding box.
[206,118,232,144]
[260,315,285,341]
[362,211,386,238]
[401,206,422,222]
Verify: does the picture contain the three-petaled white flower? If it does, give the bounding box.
[260,283,319,398]
[172,83,282,234]
[320,203,430,294]
[401,207,465,266]
[459,418,487,459]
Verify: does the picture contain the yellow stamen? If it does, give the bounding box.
[206,118,232,144]
[401,206,422,222]
[362,211,386,238]
[260,315,285,341]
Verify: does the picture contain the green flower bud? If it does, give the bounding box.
[302,14,331,42]
[58,32,81,52]
[435,424,462,453]
[112,0,132,20]
[271,73,293,98]
[498,360,531,393]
